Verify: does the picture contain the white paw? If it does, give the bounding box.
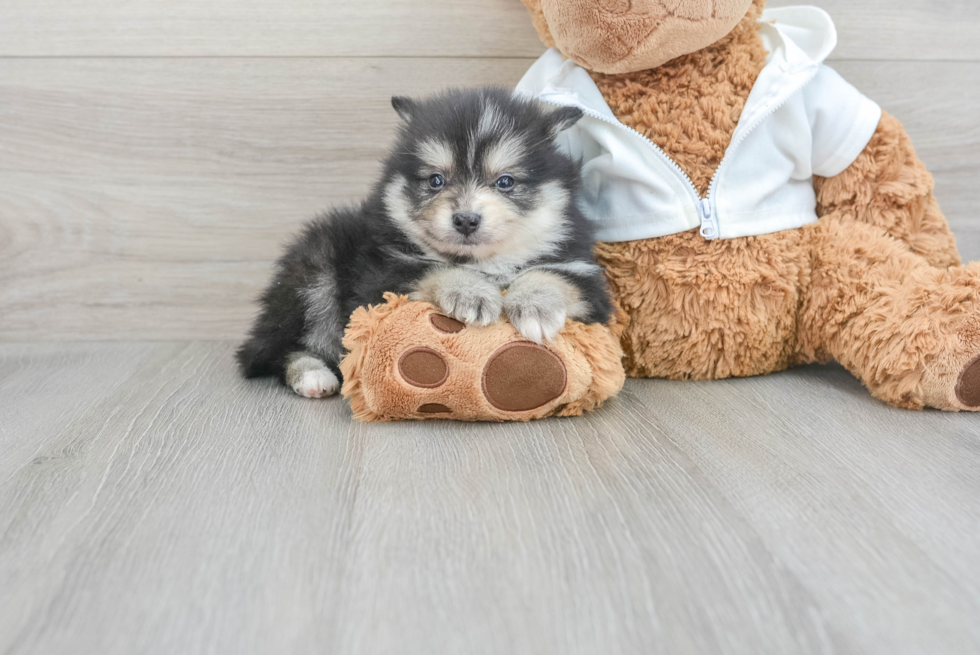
[285,353,339,399]
[437,283,502,326]
[291,367,339,399]
[504,285,567,344]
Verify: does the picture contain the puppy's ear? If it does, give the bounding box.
[391,96,417,123]
[547,106,583,136]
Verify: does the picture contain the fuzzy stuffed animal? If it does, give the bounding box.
[340,294,625,421]
[510,0,980,411]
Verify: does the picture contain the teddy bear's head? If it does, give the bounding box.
[520,0,760,74]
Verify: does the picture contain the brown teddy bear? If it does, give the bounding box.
[341,0,980,419]
[513,0,980,412]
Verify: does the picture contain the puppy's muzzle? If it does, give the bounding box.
[452,212,482,237]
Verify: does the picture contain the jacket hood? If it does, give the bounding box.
[759,6,838,73]
[523,6,838,125]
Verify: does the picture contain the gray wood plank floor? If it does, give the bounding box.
[1,343,979,655]
[3,0,980,653]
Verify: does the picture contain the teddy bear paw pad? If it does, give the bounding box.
[955,354,980,408]
[429,314,465,333]
[417,403,452,414]
[398,347,449,388]
[481,342,567,412]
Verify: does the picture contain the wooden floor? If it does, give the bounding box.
[2,1,980,653]
[0,343,978,654]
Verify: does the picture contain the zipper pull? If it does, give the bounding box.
[699,198,718,240]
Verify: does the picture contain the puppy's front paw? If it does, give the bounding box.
[504,285,567,344]
[436,282,502,326]
[411,268,503,326]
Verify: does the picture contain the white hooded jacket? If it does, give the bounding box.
[515,6,882,242]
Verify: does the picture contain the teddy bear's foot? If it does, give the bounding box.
[339,294,625,422]
[915,308,980,412]
[916,349,980,412]
[955,355,980,409]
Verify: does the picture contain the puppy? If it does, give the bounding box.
[237,87,612,398]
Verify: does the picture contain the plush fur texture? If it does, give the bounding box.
[527,0,755,74]
[339,293,625,422]
[588,0,769,195]
[523,0,980,411]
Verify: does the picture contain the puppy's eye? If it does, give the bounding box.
[495,175,515,191]
[428,174,445,190]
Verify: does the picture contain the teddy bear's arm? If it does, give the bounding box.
[813,111,960,269]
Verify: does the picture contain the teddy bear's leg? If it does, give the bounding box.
[797,214,980,411]
[340,294,625,421]
[595,229,805,380]
[814,111,960,269]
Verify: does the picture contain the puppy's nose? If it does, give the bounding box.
[452,212,482,236]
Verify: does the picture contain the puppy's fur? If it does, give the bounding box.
[237,88,612,398]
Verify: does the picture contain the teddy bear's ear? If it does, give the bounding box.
[391,96,416,123]
[547,106,583,136]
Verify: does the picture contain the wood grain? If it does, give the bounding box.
[1,342,978,654]
[1,0,977,61]
[2,2,979,653]
[2,59,979,340]
[0,58,529,339]
[0,0,544,58]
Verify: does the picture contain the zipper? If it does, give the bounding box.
[540,66,820,241]
[701,68,821,230]
[698,198,718,239]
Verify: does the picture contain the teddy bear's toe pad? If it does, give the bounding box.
[417,403,452,414]
[482,342,567,412]
[955,354,980,408]
[398,348,449,388]
[430,314,465,333]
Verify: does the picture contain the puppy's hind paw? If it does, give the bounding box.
[292,368,339,399]
[286,353,339,399]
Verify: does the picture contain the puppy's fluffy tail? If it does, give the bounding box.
[236,278,307,380]
[236,339,279,379]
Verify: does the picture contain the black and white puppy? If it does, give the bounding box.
[237,87,612,398]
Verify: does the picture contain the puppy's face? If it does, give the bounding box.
[383,90,582,263]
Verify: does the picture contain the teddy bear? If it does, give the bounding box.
[340,0,980,419]
[510,0,980,412]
